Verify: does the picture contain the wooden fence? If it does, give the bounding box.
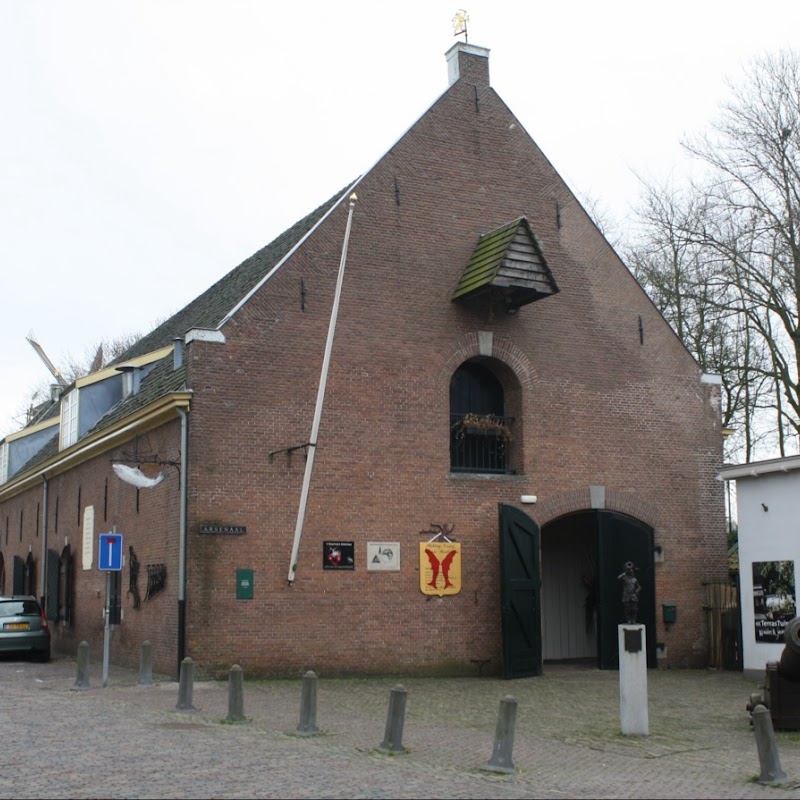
[704,580,742,670]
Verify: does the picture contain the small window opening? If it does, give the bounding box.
[450,362,514,474]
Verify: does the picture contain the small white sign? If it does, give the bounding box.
[82,506,95,571]
[367,541,400,572]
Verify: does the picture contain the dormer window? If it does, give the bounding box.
[60,390,79,449]
[0,441,8,484]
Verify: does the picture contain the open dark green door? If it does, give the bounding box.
[596,511,656,669]
[499,503,542,678]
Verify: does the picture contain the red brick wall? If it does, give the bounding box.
[1,68,728,679]
[179,76,727,677]
[0,423,183,676]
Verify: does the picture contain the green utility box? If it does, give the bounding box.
[662,602,677,624]
[236,569,254,600]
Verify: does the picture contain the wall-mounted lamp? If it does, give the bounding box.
[521,495,537,504]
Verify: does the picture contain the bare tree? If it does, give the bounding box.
[626,179,774,461]
[627,50,800,460]
[60,331,142,384]
[12,330,145,432]
[683,50,800,456]
[577,190,624,251]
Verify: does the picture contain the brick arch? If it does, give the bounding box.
[435,332,536,389]
[531,486,663,531]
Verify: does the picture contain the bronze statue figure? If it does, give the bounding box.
[618,561,641,623]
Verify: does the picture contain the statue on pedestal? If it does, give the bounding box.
[618,561,641,624]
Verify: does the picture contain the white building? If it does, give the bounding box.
[719,456,800,676]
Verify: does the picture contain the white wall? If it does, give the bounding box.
[541,525,597,661]
[737,469,800,672]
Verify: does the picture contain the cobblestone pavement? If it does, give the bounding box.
[3,655,800,799]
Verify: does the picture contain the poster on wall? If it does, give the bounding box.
[82,505,95,571]
[752,560,797,643]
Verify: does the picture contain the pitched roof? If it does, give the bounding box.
[2,185,349,484]
[111,186,350,365]
[12,360,188,478]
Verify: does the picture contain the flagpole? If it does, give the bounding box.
[287,193,358,584]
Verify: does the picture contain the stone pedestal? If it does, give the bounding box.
[619,623,649,736]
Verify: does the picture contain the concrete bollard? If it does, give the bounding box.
[138,640,154,686]
[175,656,196,712]
[296,670,320,735]
[72,641,91,690]
[484,695,518,774]
[378,684,408,754]
[227,664,246,722]
[619,624,649,736]
[752,704,787,784]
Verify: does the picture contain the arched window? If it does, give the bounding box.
[59,544,73,623]
[24,552,36,596]
[12,555,25,594]
[450,361,514,473]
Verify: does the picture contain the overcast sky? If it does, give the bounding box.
[2,1,799,438]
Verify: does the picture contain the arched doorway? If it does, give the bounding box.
[541,510,656,669]
[541,512,597,664]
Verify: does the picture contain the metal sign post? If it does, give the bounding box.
[98,529,123,688]
[103,570,111,687]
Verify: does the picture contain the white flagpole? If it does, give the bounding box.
[287,193,358,584]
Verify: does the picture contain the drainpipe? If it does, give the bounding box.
[287,193,357,584]
[39,476,48,607]
[176,408,189,676]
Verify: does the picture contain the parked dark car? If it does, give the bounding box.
[0,595,50,662]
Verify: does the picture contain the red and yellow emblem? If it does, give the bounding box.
[419,541,462,596]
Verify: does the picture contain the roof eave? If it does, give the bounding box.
[718,455,800,481]
[0,392,192,502]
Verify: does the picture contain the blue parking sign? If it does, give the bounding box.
[99,533,124,571]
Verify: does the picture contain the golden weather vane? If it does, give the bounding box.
[452,9,469,43]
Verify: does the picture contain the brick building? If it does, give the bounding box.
[0,43,729,679]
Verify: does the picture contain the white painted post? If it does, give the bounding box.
[619,623,649,736]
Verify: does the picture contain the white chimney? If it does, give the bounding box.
[446,42,490,87]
